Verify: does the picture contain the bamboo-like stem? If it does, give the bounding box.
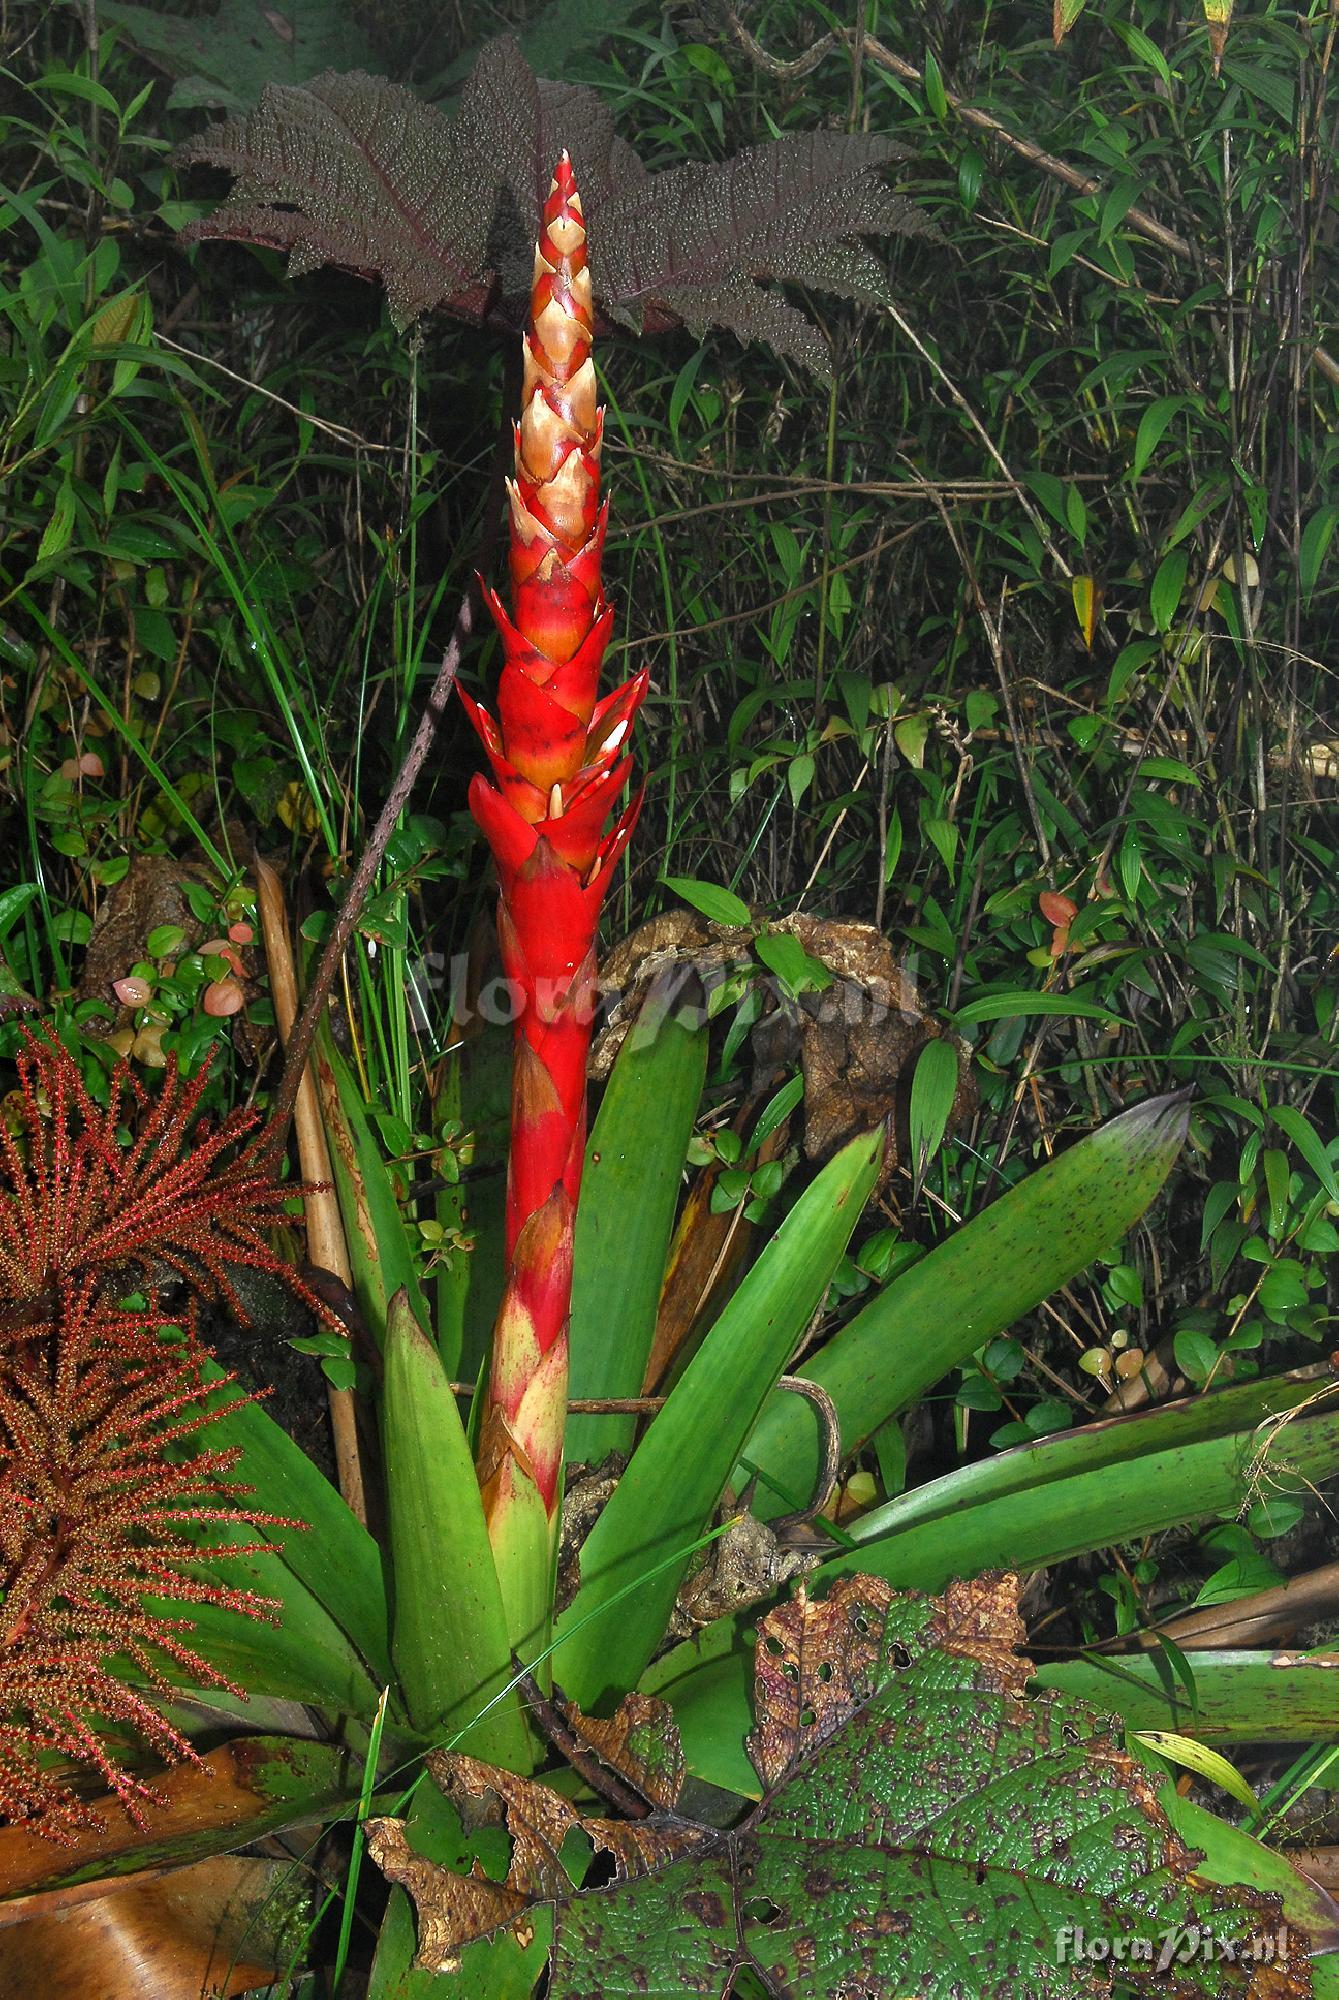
[713,1,1339,389]
[255,856,367,1525]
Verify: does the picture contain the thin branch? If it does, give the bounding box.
[155,332,396,451]
[512,1661,652,1819]
[255,856,367,1524]
[711,2,1339,388]
[268,592,473,1143]
[766,1377,845,1537]
[453,1377,844,1537]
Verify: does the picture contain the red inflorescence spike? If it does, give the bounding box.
[463,159,645,1538]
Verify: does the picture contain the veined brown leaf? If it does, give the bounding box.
[179,37,932,377]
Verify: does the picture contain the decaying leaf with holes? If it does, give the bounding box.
[595,910,974,1186]
[367,1572,1315,1999]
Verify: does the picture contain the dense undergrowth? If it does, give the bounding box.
[0,0,1337,1986]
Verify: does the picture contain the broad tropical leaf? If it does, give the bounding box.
[180,67,495,328]
[179,37,930,375]
[645,1373,1339,1797]
[369,1575,1312,1999]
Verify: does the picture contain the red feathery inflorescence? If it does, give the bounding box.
[0,1029,318,1335]
[0,1031,315,1837]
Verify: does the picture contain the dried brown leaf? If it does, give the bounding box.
[546,1689,685,1813]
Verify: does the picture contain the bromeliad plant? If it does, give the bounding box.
[6,65,1339,2000]
[461,156,645,1643]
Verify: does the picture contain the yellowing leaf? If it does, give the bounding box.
[1135,1731,1259,1812]
[1053,0,1088,42]
[1203,0,1233,73]
[90,290,142,346]
[276,779,321,834]
[1071,573,1101,649]
[894,711,930,768]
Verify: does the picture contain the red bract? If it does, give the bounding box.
[463,156,645,1567]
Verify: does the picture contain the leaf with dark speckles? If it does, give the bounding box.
[368,1572,1318,1999]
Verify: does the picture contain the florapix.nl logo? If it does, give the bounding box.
[1055,1922,1294,1973]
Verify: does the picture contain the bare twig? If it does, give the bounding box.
[883,310,1072,581]
[268,592,473,1143]
[766,1377,844,1537]
[155,332,396,451]
[459,1377,844,1538]
[796,760,871,910]
[256,857,367,1524]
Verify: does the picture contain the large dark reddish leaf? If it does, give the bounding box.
[180,68,493,326]
[595,129,928,363]
[179,36,930,375]
[368,1575,1317,1999]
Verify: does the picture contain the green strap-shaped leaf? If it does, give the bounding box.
[434,1021,511,1384]
[143,1565,385,1716]
[195,1361,391,1684]
[647,1378,1339,1797]
[838,1367,1324,1560]
[567,985,708,1465]
[152,1365,388,1714]
[1041,1651,1339,1745]
[315,1028,429,1350]
[741,1091,1190,1512]
[555,1125,883,1708]
[824,1403,1339,1590]
[382,1293,531,1768]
